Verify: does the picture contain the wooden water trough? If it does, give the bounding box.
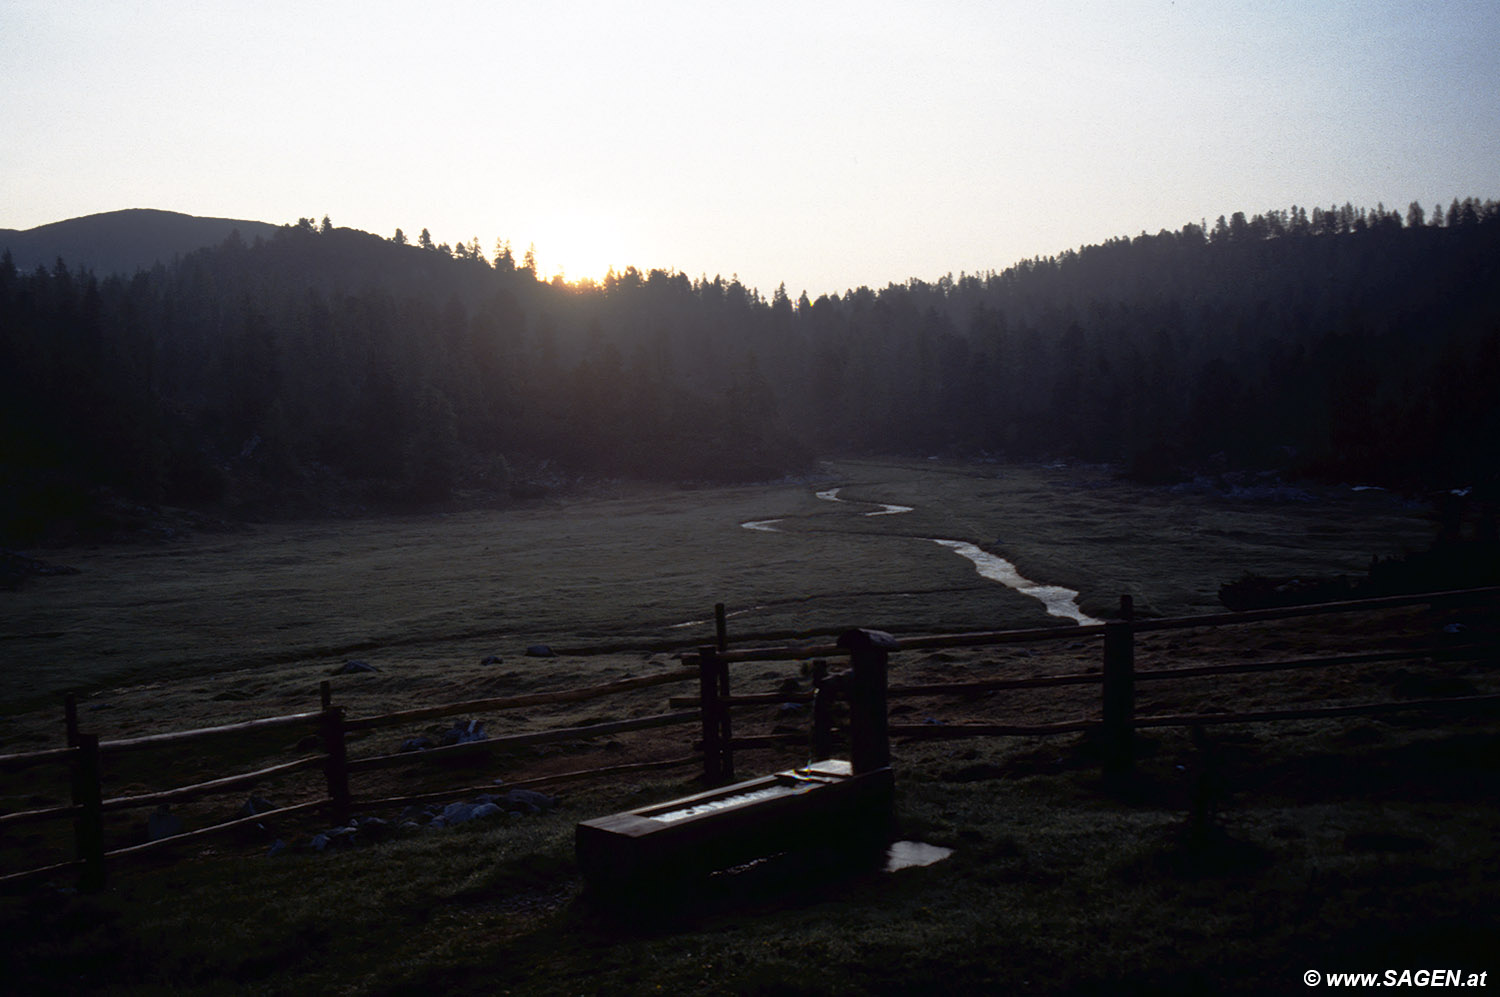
[575,629,898,897]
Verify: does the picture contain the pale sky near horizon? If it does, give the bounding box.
[3,1,1498,298]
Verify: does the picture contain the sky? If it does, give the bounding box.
[3,1,1498,298]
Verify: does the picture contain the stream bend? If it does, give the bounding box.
[741,487,1100,626]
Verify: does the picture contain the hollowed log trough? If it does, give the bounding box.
[576,628,898,897]
[576,758,893,894]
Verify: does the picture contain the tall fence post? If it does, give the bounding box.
[1101,594,1136,780]
[72,733,105,892]
[321,705,350,825]
[810,659,836,762]
[715,648,734,782]
[697,647,734,785]
[837,629,896,774]
[714,602,729,653]
[696,644,732,785]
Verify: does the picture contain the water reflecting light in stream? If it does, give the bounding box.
[928,538,1102,626]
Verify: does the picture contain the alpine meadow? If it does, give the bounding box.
[2,201,1499,996]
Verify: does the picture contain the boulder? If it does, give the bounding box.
[331,659,377,675]
[525,644,555,658]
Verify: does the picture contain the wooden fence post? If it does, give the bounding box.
[810,661,840,762]
[696,644,732,785]
[1101,594,1136,780]
[714,603,728,653]
[320,706,351,824]
[697,647,734,785]
[715,648,733,782]
[320,680,332,711]
[837,629,896,774]
[72,733,105,892]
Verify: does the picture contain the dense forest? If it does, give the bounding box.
[3,199,1499,543]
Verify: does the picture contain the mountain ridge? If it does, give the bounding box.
[0,208,280,277]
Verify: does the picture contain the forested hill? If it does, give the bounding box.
[3,200,1499,542]
[0,209,279,278]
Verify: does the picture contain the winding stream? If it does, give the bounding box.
[740,486,1100,626]
[926,539,1102,626]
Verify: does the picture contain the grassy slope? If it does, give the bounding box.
[3,460,1493,995]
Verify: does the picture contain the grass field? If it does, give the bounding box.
[0,459,1439,715]
[3,459,1494,995]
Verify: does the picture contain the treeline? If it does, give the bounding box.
[2,199,1498,541]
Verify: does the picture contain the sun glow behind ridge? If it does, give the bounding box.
[530,210,638,286]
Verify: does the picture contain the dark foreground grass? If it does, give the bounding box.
[4,713,1496,996]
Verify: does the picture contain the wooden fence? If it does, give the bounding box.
[0,666,704,894]
[683,586,1500,783]
[2,587,1496,893]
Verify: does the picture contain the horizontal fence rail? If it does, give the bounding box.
[343,667,700,733]
[0,745,78,774]
[95,711,324,755]
[344,711,702,774]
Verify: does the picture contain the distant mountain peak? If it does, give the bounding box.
[0,208,280,276]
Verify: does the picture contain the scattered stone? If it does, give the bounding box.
[525,644,555,658]
[328,826,360,848]
[439,719,487,746]
[147,806,183,842]
[501,788,556,815]
[237,796,275,819]
[268,791,556,859]
[399,736,434,752]
[481,654,504,665]
[331,659,377,675]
